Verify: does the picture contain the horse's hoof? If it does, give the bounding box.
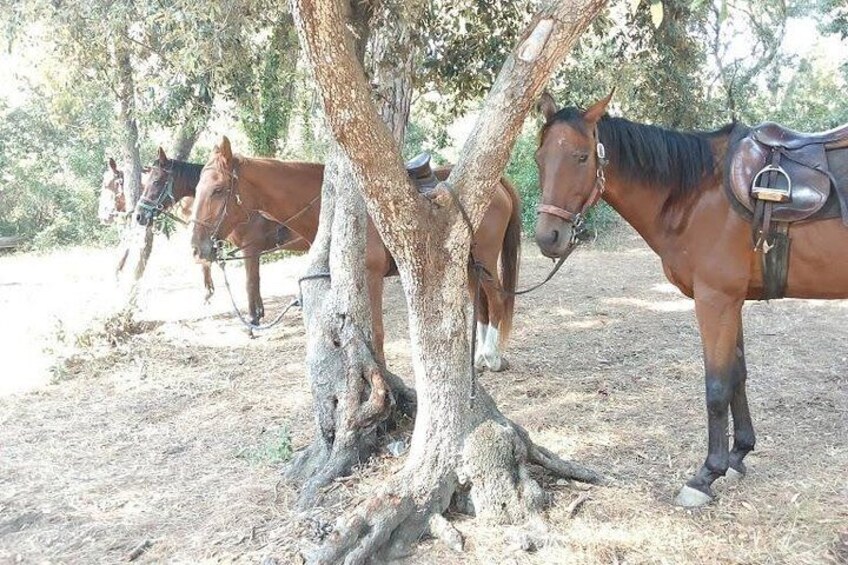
[485,356,509,372]
[725,466,745,483]
[674,485,713,508]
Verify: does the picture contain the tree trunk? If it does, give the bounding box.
[171,82,213,161]
[112,38,142,210]
[284,0,416,508]
[291,0,607,561]
[274,14,300,154]
[111,34,153,295]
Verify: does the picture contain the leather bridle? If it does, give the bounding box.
[137,168,176,217]
[537,127,609,232]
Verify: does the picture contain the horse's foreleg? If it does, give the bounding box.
[676,289,744,508]
[728,327,756,478]
[245,254,263,325]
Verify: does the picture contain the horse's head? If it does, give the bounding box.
[136,147,174,226]
[98,158,126,225]
[534,91,613,258]
[190,136,246,264]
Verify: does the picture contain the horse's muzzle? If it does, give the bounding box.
[135,210,152,226]
[191,238,216,265]
[535,223,574,259]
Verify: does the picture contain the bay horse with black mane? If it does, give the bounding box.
[534,92,848,507]
[137,147,302,325]
[190,136,522,371]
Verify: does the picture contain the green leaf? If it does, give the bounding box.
[650,0,664,27]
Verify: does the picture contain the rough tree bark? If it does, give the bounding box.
[283,0,416,508]
[291,0,607,562]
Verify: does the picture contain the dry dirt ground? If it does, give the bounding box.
[0,228,846,564]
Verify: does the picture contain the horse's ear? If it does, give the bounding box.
[108,157,118,173]
[157,146,168,166]
[219,136,233,163]
[583,89,615,124]
[536,91,558,122]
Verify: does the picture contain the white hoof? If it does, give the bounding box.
[474,354,487,372]
[674,485,713,508]
[484,354,508,372]
[724,467,744,483]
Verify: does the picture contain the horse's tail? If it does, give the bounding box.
[498,176,522,347]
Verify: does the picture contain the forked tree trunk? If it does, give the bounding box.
[291,0,607,561]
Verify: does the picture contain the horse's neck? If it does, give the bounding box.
[240,158,321,237]
[173,162,202,200]
[602,167,675,255]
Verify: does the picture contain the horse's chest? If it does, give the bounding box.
[661,260,694,298]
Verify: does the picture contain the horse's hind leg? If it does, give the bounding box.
[728,327,756,479]
[468,268,489,371]
[476,257,508,372]
[675,289,743,507]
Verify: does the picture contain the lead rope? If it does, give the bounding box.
[216,259,331,333]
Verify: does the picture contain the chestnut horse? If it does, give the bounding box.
[190,136,521,371]
[534,92,848,507]
[136,147,302,325]
[98,158,127,225]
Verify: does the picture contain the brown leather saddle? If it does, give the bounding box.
[726,121,848,298]
[405,152,438,192]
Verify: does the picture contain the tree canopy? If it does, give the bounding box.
[0,0,845,246]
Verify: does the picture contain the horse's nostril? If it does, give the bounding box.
[551,229,559,244]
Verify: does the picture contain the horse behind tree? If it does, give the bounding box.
[190,136,522,371]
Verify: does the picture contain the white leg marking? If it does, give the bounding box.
[483,325,504,372]
[474,322,488,370]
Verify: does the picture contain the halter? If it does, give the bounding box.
[537,126,609,233]
[137,169,176,215]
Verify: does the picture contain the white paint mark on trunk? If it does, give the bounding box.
[518,19,554,62]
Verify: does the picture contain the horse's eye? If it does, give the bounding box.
[578,154,589,163]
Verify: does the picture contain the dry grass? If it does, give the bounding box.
[0,227,846,564]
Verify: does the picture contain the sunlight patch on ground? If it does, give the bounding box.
[603,296,693,313]
[650,282,682,295]
[563,318,606,330]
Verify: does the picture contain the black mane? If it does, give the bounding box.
[548,108,734,209]
[165,159,203,195]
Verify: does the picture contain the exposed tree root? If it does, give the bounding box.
[284,316,417,509]
[302,386,603,564]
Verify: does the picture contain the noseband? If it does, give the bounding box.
[537,127,609,228]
